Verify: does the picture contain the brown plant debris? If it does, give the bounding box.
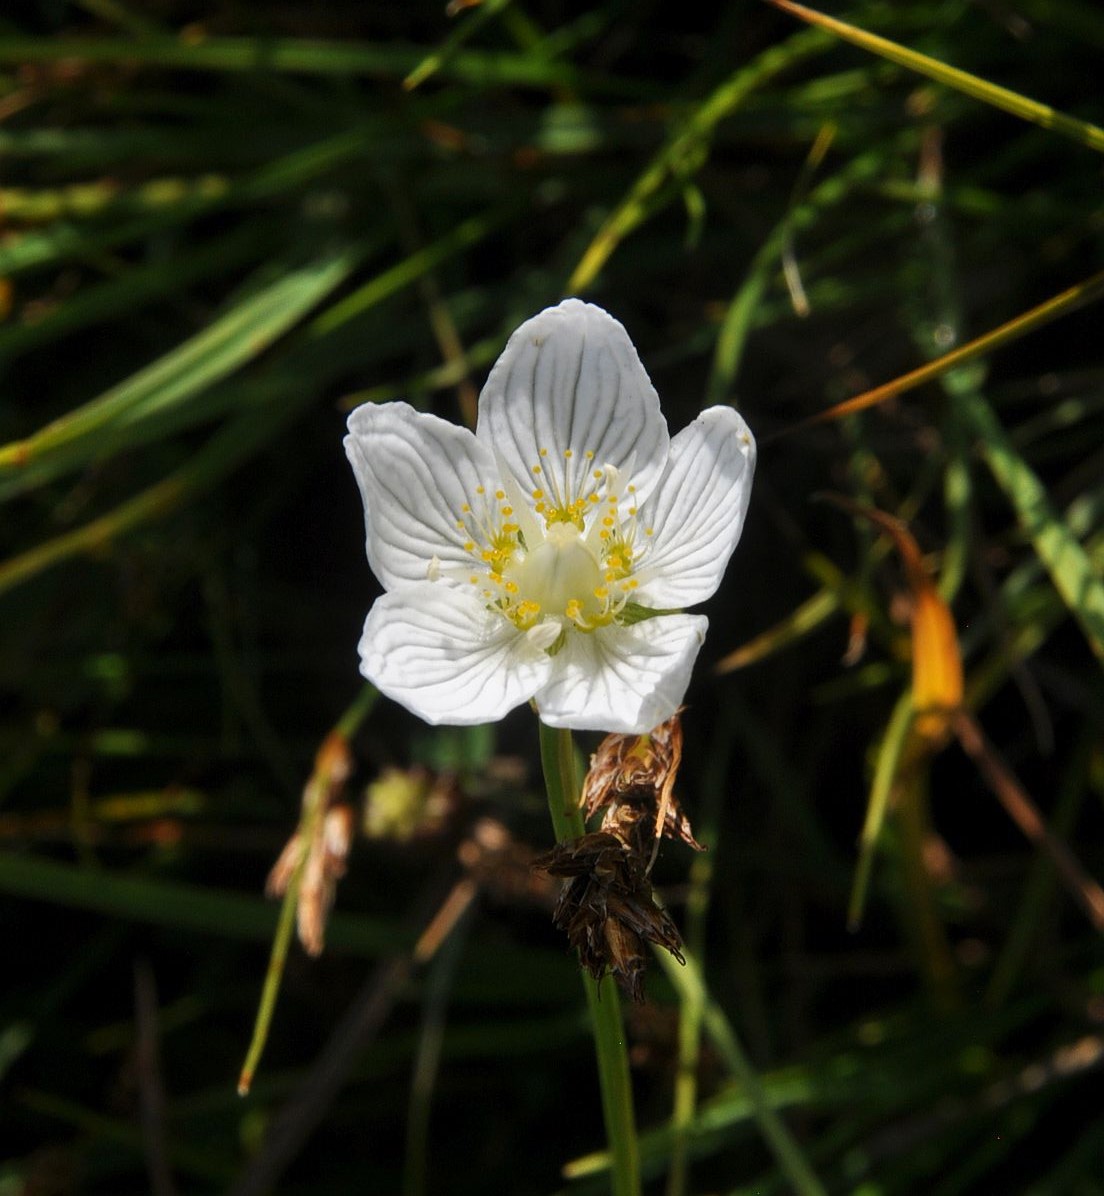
[457,817,558,907]
[267,802,355,957]
[534,831,685,1003]
[266,730,355,957]
[581,711,703,857]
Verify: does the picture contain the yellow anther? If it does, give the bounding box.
[593,469,603,479]
[594,586,609,600]
[476,485,485,495]
[532,488,544,499]
[564,449,573,459]
[645,527,654,536]
[602,516,615,528]
[502,506,513,516]
[505,580,519,594]
[495,490,505,500]
[463,540,475,551]
[532,465,542,475]
[539,448,548,457]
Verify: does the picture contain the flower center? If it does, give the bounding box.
[456,454,651,638]
[506,522,604,628]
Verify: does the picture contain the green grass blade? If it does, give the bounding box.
[0,852,405,954]
[960,389,1104,663]
[404,0,513,91]
[567,25,830,291]
[0,33,624,93]
[848,691,914,930]
[768,0,1104,154]
[0,249,357,495]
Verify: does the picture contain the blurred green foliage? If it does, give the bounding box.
[1,1,1103,1193]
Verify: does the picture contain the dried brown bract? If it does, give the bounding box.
[581,711,703,857]
[267,802,355,957]
[534,831,684,1003]
[266,730,354,956]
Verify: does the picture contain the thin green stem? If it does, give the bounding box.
[538,721,641,1196]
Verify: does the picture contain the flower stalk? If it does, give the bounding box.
[539,721,641,1196]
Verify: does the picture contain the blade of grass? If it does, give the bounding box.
[0,33,627,94]
[0,221,270,364]
[958,387,1104,664]
[715,587,840,673]
[849,691,914,931]
[706,136,888,406]
[986,730,1096,1006]
[567,25,830,291]
[0,403,290,597]
[0,851,405,954]
[665,707,737,1196]
[0,248,356,493]
[404,0,513,91]
[953,711,1104,933]
[766,0,1104,154]
[571,944,828,1196]
[312,208,510,336]
[772,267,1104,439]
[0,210,508,594]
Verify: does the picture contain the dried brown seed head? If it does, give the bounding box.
[534,832,684,1003]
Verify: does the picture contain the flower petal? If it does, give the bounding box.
[634,407,756,609]
[359,586,553,726]
[477,299,670,511]
[534,614,708,733]
[345,401,500,590]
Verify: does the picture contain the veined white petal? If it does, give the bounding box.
[358,587,553,726]
[476,299,670,511]
[344,402,501,591]
[534,614,707,733]
[634,407,756,609]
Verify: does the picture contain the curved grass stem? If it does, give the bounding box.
[538,721,641,1196]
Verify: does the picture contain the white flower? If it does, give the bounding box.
[344,298,755,734]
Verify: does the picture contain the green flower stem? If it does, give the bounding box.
[538,721,641,1196]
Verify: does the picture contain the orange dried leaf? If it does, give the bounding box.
[824,496,963,744]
